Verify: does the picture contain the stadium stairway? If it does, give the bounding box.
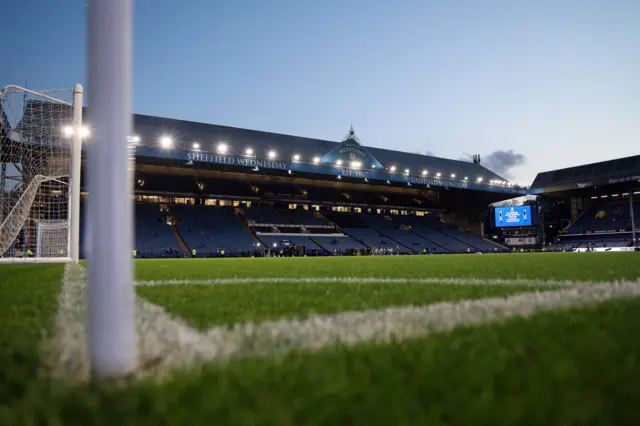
[165,206,192,257]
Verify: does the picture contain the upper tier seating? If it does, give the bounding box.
[243,207,289,224]
[280,209,332,226]
[568,201,640,234]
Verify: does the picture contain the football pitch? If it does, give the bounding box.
[2,252,640,425]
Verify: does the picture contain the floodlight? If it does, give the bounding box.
[245,147,254,155]
[293,154,301,161]
[217,143,228,154]
[159,136,173,148]
[192,142,200,150]
[268,150,277,159]
[389,166,397,172]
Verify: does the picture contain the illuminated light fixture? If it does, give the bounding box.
[450,173,456,178]
[130,135,140,143]
[435,172,441,177]
[293,154,301,161]
[389,166,397,172]
[351,161,362,169]
[407,182,412,187]
[386,180,391,184]
[79,126,91,138]
[272,243,277,247]
[252,166,259,172]
[336,159,343,166]
[287,170,292,175]
[364,177,369,182]
[217,143,228,154]
[464,176,468,180]
[62,125,74,137]
[371,164,377,169]
[336,175,342,180]
[245,147,254,155]
[404,169,410,175]
[159,135,173,148]
[268,150,277,159]
[192,142,200,150]
[313,157,320,164]
[421,170,428,176]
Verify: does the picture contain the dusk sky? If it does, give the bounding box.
[2,0,639,184]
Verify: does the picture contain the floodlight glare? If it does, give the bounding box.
[436,172,441,177]
[192,142,200,150]
[404,169,410,175]
[293,154,301,161]
[79,126,91,138]
[450,173,456,178]
[477,177,483,182]
[160,136,173,148]
[268,150,277,159]
[130,135,140,143]
[217,143,228,154]
[245,147,254,155]
[336,159,343,166]
[389,166,397,172]
[62,125,74,137]
[421,170,428,176]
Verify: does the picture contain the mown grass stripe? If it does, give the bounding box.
[135,277,575,287]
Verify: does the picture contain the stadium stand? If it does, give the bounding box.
[134,204,184,257]
[172,205,259,256]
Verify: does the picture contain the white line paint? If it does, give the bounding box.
[46,264,640,382]
[136,277,577,287]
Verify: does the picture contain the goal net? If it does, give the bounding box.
[0,86,78,263]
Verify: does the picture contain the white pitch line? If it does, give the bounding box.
[46,264,640,382]
[136,277,577,287]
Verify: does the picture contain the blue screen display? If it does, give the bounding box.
[494,205,532,227]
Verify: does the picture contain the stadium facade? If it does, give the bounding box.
[525,155,640,252]
[81,110,530,258]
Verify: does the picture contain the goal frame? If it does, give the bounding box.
[0,84,83,264]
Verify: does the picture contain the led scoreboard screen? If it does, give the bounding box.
[494,205,532,227]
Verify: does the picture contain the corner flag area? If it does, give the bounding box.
[2,252,640,425]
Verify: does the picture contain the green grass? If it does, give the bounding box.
[0,264,63,406]
[135,252,640,282]
[138,281,550,328]
[2,253,640,425]
[9,297,640,426]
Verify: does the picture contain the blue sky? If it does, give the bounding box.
[2,0,639,184]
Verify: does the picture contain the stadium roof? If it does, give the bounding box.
[11,100,529,195]
[531,155,640,193]
[131,113,506,183]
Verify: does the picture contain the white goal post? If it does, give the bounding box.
[0,85,83,264]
